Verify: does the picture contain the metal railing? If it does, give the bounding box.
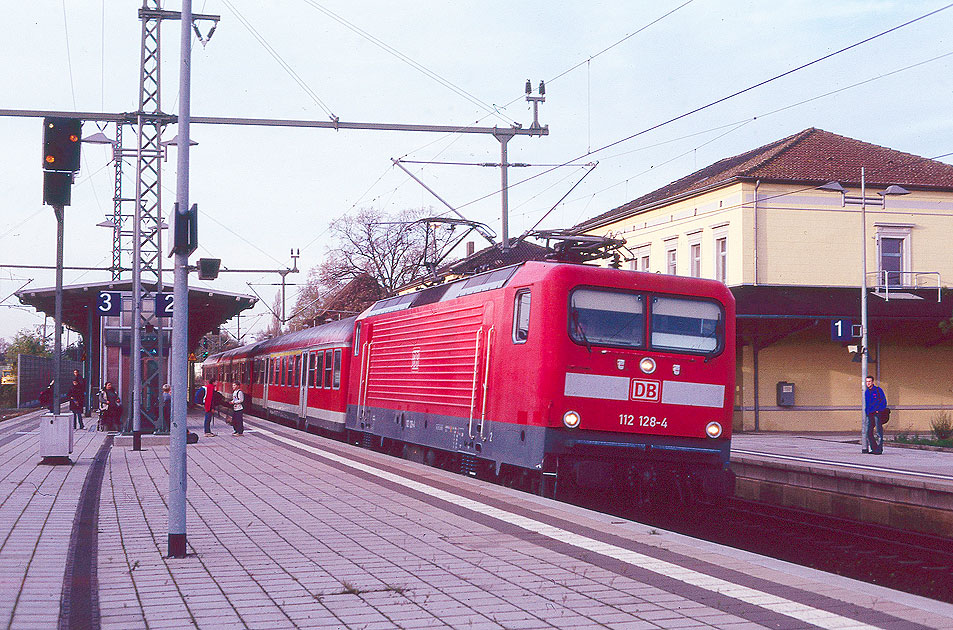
[867,270,942,302]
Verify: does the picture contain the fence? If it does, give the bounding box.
[16,354,82,409]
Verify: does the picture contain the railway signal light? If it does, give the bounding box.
[42,117,82,172]
[43,171,74,207]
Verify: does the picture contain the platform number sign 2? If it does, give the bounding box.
[155,293,174,318]
[831,318,853,342]
[96,291,122,317]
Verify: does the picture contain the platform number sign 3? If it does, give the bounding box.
[155,293,174,318]
[96,291,122,317]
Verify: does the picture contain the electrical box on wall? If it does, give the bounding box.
[777,381,795,407]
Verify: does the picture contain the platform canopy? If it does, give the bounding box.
[16,280,257,351]
[733,285,953,348]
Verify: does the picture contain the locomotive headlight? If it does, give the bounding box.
[563,410,581,429]
[639,357,656,374]
[705,421,723,438]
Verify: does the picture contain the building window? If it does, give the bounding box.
[875,225,911,288]
[666,247,677,275]
[630,245,651,272]
[715,237,727,284]
[880,238,903,286]
[690,243,701,277]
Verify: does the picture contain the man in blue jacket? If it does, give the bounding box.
[863,376,887,455]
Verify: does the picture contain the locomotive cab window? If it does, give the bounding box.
[650,295,723,354]
[569,289,645,349]
[513,290,531,343]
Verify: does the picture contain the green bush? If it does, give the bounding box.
[932,411,953,441]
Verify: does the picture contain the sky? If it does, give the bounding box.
[1,0,952,343]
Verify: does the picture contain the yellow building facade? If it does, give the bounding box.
[578,128,953,433]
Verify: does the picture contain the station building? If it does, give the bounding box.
[576,128,953,433]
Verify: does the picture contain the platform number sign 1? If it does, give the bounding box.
[155,293,174,318]
[96,291,122,317]
[831,318,853,342]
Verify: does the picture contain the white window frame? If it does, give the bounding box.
[712,227,728,284]
[664,238,678,275]
[688,232,702,278]
[630,244,651,272]
[875,225,912,287]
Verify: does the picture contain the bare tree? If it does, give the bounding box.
[321,207,454,295]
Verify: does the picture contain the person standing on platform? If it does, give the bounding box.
[203,378,217,437]
[99,382,122,432]
[863,376,887,455]
[68,378,85,430]
[230,380,244,436]
[72,369,86,391]
[160,383,172,433]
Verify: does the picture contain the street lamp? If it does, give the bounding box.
[819,169,909,440]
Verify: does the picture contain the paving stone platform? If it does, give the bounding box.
[2,410,953,629]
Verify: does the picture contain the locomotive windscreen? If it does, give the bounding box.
[650,295,723,353]
[569,289,645,348]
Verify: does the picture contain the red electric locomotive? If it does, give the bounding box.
[349,261,734,501]
[205,260,735,503]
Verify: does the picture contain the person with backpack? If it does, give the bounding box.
[863,376,887,455]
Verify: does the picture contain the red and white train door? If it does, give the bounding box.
[263,357,270,404]
[298,351,309,419]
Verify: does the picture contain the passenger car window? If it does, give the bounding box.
[513,290,531,343]
[333,349,342,389]
[569,289,645,348]
[324,350,333,388]
[650,295,723,354]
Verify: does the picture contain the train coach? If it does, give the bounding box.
[204,260,736,504]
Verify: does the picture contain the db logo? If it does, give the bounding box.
[631,379,660,402]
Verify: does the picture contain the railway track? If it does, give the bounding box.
[627,495,953,603]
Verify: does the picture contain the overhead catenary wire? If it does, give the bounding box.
[299,0,517,127]
[453,2,953,214]
[565,49,953,215]
[220,0,337,121]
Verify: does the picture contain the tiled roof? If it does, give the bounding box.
[441,239,551,275]
[577,128,953,230]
